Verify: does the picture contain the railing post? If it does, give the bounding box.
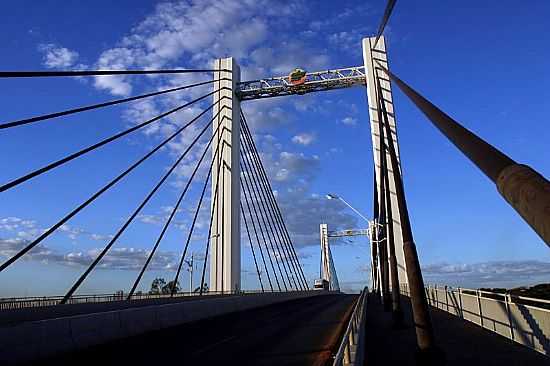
[458,287,464,319]
[344,342,351,364]
[349,322,356,345]
[444,286,449,312]
[476,290,484,328]
[505,292,515,341]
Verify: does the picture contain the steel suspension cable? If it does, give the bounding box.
[240,156,289,291]
[171,125,229,296]
[240,202,265,292]
[327,244,340,291]
[0,101,220,273]
[239,125,306,290]
[240,114,305,281]
[198,172,223,296]
[240,178,274,292]
[241,129,305,291]
[239,161,282,291]
[240,139,296,291]
[374,0,397,47]
[127,106,226,299]
[0,69,225,78]
[241,122,308,290]
[375,61,550,247]
[240,115,308,288]
[239,134,300,291]
[60,109,217,303]
[0,79,221,130]
[0,89,224,193]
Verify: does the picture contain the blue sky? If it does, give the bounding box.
[0,0,549,296]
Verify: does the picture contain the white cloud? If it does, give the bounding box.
[0,238,178,271]
[0,216,112,244]
[29,1,359,252]
[58,224,86,241]
[291,132,316,146]
[423,260,550,288]
[0,217,36,231]
[240,150,358,247]
[267,151,319,183]
[38,43,79,68]
[341,117,357,126]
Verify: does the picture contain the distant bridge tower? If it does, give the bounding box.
[363,36,408,287]
[319,224,340,291]
[210,57,241,292]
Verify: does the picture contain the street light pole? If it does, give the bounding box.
[326,193,383,297]
[185,253,194,295]
[326,194,371,224]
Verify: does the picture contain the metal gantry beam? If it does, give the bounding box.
[328,229,370,238]
[237,66,366,100]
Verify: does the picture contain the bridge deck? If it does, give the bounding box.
[38,293,357,366]
[364,294,549,365]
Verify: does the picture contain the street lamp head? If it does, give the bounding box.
[326,193,339,200]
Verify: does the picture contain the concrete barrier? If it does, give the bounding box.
[0,291,329,364]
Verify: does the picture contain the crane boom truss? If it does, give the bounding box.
[328,228,370,238]
[237,66,366,101]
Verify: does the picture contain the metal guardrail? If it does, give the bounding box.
[400,283,550,356]
[0,289,284,311]
[333,286,368,366]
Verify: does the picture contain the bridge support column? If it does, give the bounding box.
[319,224,332,286]
[320,224,330,286]
[363,36,407,289]
[210,57,241,293]
[319,224,340,291]
[367,39,444,362]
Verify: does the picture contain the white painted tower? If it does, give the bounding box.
[363,36,408,286]
[210,57,241,293]
[319,224,340,291]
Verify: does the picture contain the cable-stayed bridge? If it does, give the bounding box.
[1,1,549,365]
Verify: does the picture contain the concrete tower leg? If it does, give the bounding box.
[320,224,331,286]
[363,36,407,288]
[210,57,241,293]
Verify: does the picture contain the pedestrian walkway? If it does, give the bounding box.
[364,294,549,365]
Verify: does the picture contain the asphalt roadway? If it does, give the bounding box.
[39,293,357,366]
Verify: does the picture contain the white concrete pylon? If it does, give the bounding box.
[319,224,340,291]
[363,36,408,286]
[320,224,331,285]
[210,57,241,293]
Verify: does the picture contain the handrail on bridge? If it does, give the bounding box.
[333,287,368,365]
[400,283,550,356]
